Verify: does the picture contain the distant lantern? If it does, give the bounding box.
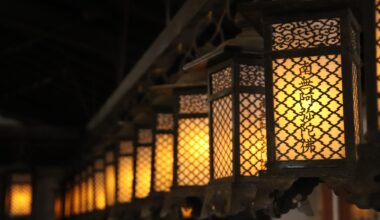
[64,184,72,218]
[117,140,134,203]
[80,170,87,214]
[174,85,210,187]
[93,158,106,210]
[134,127,153,199]
[72,175,80,215]
[152,107,175,193]
[104,150,116,207]
[86,166,94,212]
[5,173,33,218]
[54,193,63,220]
[264,10,361,174]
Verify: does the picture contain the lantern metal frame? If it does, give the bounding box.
[132,125,154,201]
[104,147,117,209]
[263,10,362,176]
[161,85,209,220]
[150,106,175,195]
[5,171,34,220]
[115,137,134,205]
[92,155,106,213]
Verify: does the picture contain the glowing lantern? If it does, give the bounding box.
[80,171,87,214]
[264,10,361,174]
[93,158,106,210]
[86,166,94,212]
[174,85,210,187]
[117,140,134,203]
[72,175,80,215]
[54,194,63,220]
[5,173,33,218]
[64,184,72,218]
[134,127,153,199]
[105,151,116,207]
[152,108,175,193]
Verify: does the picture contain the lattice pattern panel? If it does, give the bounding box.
[117,156,133,203]
[179,94,208,114]
[272,55,346,160]
[352,63,360,145]
[240,93,267,176]
[64,189,72,217]
[86,177,94,212]
[154,134,174,192]
[212,95,233,179]
[240,65,265,87]
[80,179,87,213]
[94,172,106,210]
[8,184,32,217]
[211,67,232,94]
[272,18,340,51]
[135,147,152,199]
[120,141,133,154]
[177,118,210,186]
[105,165,116,206]
[157,113,174,130]
[376,0,380,127]
[138,129,152,144]
[73,184,80,215]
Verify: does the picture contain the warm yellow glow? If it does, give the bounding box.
[240,93,267,176]
[212,95,233,179]
[80,180,87,213]
[177,117,210,186]
[73,184,80,215]
[86,177,94,212]
[180,207,193,219]
[135,147,152,199]
[154,134,174,192]
[64,189,72,217]
[8,184,32,217]
[117,156,133,203]
[105,165,116,206]
[94,172,106,210]
[273,55,345,160]
[54,196,62,219]
[376,0,380,127]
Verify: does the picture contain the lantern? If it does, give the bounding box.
[264,10,361,175]
[134,127,153,199]
[174,85,210,187]
[5,173,33,219]
[54,193,63,220]
[64,184,72,218]
[93,158,106,210]
[86,166,94,213]
[161,85,210,220]
[72,175,80,215]
[117,140,134,203]
[152,101,175,193]
[80,171,87,214]
[105,150,116,207]
[181,26,269,215]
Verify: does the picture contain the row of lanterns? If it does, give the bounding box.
[8,3,380,219]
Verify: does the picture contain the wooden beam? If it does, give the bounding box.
[86,0,223,132]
